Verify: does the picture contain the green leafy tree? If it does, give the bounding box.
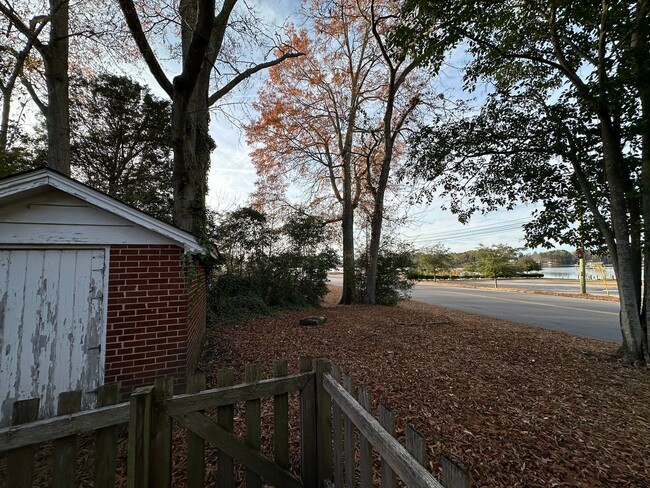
[356,239,415,306]
[470,245,520,288]
[516,255,542,274]
[403,0,650,363]
[415,244,455,280]
[69,74,173,222]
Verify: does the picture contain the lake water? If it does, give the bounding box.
[542,265,616,280]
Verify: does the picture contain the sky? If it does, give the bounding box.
[126,0,565,254]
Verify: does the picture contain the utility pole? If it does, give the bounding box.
[578,218,586,294]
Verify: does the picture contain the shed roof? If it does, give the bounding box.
[0,168,205,253]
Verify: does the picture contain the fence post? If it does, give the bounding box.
[151,378,174,488]
[6,398,40,488]
[128,385,154,488]
[299,356,318,488]
[316,358,333,486]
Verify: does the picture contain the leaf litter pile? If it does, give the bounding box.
[2,286,649,487]
[201,286,650,487]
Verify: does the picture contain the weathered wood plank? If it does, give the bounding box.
[52,391,82,488]
[441,455,471,488]
[94,383,120,488]
[342,374,355,488]
[331,363,344,488]
[127,386,154,488]
[273,360,290,470]
[186,373,206,488]
[245,364,262,488]
[379,404,396,488]
[316,358,333,486]
[173,411,303,488]
[299,356,318,488]
[323,374,443,488]
[151,378,174,488]
[162,373,311,416]
[6,398,39,488]
[358,387,372,488]
[405,426,426,467]
[217,368,235,488]
[0,402,129,451]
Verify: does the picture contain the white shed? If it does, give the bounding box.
[0,169,207,426]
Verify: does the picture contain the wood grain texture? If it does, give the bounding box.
[94,384,120,488]
[324,374,443,488]
[217,368,235,488]
[186,373,206,488]
[173,411,303,488]
[6,398,39,488]
[273,360,289,470]
[162,373,311,416]
[245,364,262,488]
[52,391,82,488]
[299,356,317,488]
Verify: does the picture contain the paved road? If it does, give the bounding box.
[411,284,621,343]
[329,276,621,343]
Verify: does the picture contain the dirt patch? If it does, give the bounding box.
[202,285,650,487]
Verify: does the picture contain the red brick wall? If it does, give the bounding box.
[186,264,207,373]
[104,245,205,398]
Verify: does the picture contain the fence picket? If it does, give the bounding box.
[358,386,372,488]
[52,390,82,487]
[217,368,235,488]
[331,363,344,488]
[186,373,206,488]
[95,383,121,488]
[299,356,318,488]
[6,398,39,488]
[151,377,174,488]
[273,360,290,470]
[405,426,426,467]
[379,404,396,488]
[245,364,263,488]
[316,358,334,486]
[342,374,355,488]
[441,454,471,488]
[128,385,154,488]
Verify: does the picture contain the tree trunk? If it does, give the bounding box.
[0,91,11,151]
[599,114,646,362]
[363,146,392,305]
[44,0,70,175]
[340,189,355,304]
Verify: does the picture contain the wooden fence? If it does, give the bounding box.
[0,357,470,487]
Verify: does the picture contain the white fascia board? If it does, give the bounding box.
[0,169,205,254]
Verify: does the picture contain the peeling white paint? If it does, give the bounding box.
[0,249,107,426]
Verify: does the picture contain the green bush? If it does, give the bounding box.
[355,242,415,306]
[207,208,337,324]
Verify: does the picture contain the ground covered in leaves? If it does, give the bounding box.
[202,286,650,487]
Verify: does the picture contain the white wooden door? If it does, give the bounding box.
[0,249,107,426]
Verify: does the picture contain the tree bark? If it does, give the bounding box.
[599,113,646,361]
[44,0,70,175]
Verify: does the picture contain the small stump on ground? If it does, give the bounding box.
[299,316,326,326]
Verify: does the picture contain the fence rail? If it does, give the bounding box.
[0,357,471,487]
